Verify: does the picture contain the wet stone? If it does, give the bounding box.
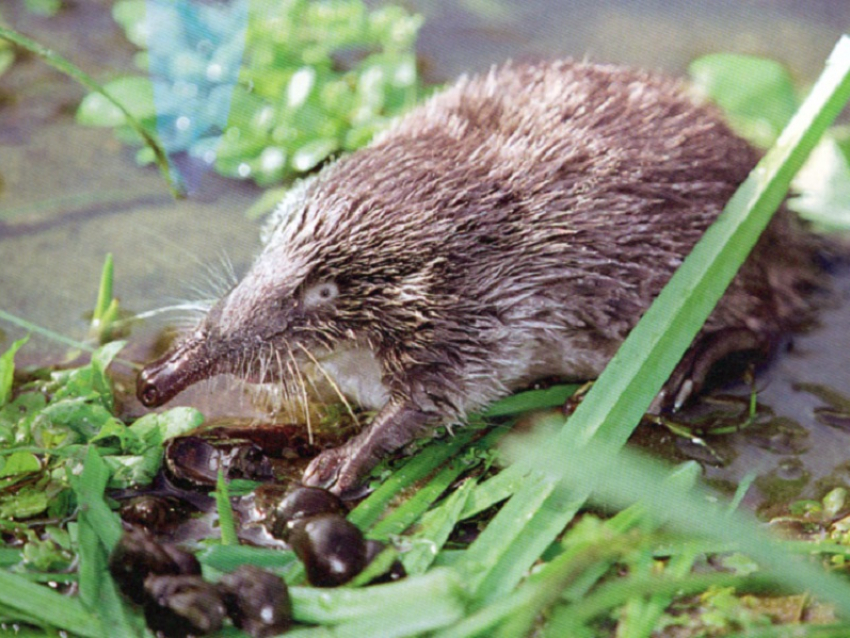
[289,513,367,587]
[144,575,227,638]
[164,435,274,487]
[119,495,190,529]
[109,527,201,606]
[364,539,407,585]
[264,485,348,542]
[218,565,292,638]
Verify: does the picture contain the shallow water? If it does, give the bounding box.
[2,0,850,510]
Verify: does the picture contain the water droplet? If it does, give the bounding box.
[206,62,223,82]
[176,115,191,131]
[393,59,415,86]
[238,163,252,178]
[255,105,275,128]
[260,147,285,172]
[287,67,316,109]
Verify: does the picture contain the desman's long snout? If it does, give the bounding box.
[136,336,214,408]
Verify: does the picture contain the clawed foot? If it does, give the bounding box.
[652,327,772,414]
[302,444,372,499]
[303,399,432,497]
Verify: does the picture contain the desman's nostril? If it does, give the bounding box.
[139,384,159,407]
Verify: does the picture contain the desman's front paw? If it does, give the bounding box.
[302,445,371,499]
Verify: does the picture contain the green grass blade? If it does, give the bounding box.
[197,544,298,572]
[0,570,102,637]
[367,427,504,540]
[0,336,28,407]
[457,33,850,602]
[92,254,114,324]
[348,427,481,530]
[0,25,183,197]
[0,310,141,370]
[401,478,476,575]
[291,568,468,631]
[73,447,122,552]
[456,462,527,520]
[73,448,143,636]
[369,457,474,540]
[482,384,578,418]
[215,470,239,546]
[513,428,850,621]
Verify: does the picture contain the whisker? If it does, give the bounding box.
[258,345,270,387]
[217,250,239,288]
[297,343,358,425]
[284,359,297,422]
[273,348,289,418]
[287,347,313,445]
[133,302,215,321]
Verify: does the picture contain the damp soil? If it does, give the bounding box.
[3,0,850,515]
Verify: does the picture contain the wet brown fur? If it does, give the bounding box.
[138,60,824,494]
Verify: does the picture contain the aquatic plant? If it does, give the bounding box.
[76,0,428,186]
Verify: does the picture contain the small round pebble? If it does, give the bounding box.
[289,514,367,587]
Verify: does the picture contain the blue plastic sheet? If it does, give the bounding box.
[144,0,248,191]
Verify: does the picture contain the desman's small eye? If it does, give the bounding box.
[303,281,339,309]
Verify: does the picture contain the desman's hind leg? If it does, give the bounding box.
[651,327,776,413]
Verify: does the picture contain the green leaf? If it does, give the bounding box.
[689,53,799,148]
[0,487,48,519]
[0,451,40,478]
[112,0,148,48]
[76,75,156,127]
[129,406,204,444]
[35,400,117,444]
[21,528,74,572]
[0,336,28,407]
[90,339,125,373]
[789,136,850,230]
[103,449,162,488]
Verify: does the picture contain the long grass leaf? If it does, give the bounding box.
[291,567,468,628]
[348,427,481,530]
[0,570,102,637]
[215,469,239,546]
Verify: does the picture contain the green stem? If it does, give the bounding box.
[0,309,141,371]
[0,25,184,197]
